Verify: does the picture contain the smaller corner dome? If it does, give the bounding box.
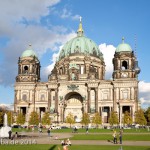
[116,38,132,53]
[21,45,37,58]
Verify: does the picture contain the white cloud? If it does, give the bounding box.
[0,0,79,85]
[0,0,60,20]
[60,8,72,19]
[0,104,14,111]
[99,43,116,79]
[41,32,76,80]
[72,15,80,20]
[60,8,80,20]
[139,81,150,93]
[139,81,150,108]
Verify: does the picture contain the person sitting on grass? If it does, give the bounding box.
[66,139,71,146]
[64,139,69,150]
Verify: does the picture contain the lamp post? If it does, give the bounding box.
[57,112,59,126]
[117,102,121,128]
[59,102,65,123]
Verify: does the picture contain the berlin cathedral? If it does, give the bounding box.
[14,20,140,125]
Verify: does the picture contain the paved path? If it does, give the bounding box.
[18,132,150,146]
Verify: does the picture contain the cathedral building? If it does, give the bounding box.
[14,20,140,125]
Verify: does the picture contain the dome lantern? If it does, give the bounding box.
[21,44,37,58]
[77,16,84,37]
[116,37,132,53]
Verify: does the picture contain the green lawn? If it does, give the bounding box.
[51,128,150,133]
[70,134,150,141]
[12,128,150,133]
[0,145,150,150]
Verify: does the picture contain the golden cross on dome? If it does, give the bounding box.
[80,16,82,22]
[122,37,125,43]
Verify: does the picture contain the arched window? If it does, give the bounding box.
[41,94,45,101]
[22,94,27,101]
[122,61,128,70]
[24,66,29,74]
[81,65,84,74]
[71,73,76,80]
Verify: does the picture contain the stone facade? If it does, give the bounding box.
[14,22,140,125]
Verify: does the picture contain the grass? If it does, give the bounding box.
[0,145,150,150]
[70,134,150,141]
[12,128,150,133]
[50,128,150,133]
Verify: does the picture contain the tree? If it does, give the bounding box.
[144,107,150,124]
[148,110,150,123]
[0,111,4,124]
[108,111,119,126]
[41,112,51,125]
[66,112,75,128]
[81,112,90,126]
[135,109,147,126]
[29,111,39,125]
[16,112,25,125]
[0,107,8,125]
[7,111,14,126]
[92,112,102,128]
[123,111,132,126]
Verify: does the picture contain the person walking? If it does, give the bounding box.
[113,130,117,144]
[86,126,89,134]
[119,129,123,144]
[47,128,51,137]
[8,130,12,139]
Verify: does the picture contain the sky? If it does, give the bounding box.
[0,0,150,109]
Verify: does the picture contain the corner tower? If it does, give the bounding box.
[16,45,40,82]
[113,38,140,80]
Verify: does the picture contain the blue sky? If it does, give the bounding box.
[0,0,150,108]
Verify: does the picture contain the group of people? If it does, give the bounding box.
[112,129,123,144]
[8,130,18,140]
[61,139,71,150]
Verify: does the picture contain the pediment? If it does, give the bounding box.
[18,100,29,105]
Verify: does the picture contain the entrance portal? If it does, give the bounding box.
[65,93,83,122]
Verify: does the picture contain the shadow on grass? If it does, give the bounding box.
[48,145,57,150]
[107,139,114,143]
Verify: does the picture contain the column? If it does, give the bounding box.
[86,64,90,74]
[110,88,113,101]
[131,106,135,123]
[118,88,120,100]
[109,106,111,117]
[129,59,131,69]
[33,86,36,111]
[101,107,103,123]
[65,65,68,75]
[19,90,21,101]
[55,89,58,113]
[120,106,122,128]
[87,88,91,113]
[113,88,117,111]
[99,107,102,116]
[48,89,51,112]
[134,87,138,111]
[30,64,32,73]
[38,65,40,79]
[14,90,17,104]
[95,88,98,112]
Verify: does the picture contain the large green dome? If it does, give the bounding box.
[116,38,132,53]
[59,21,103,61]
[21,45,37,58]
